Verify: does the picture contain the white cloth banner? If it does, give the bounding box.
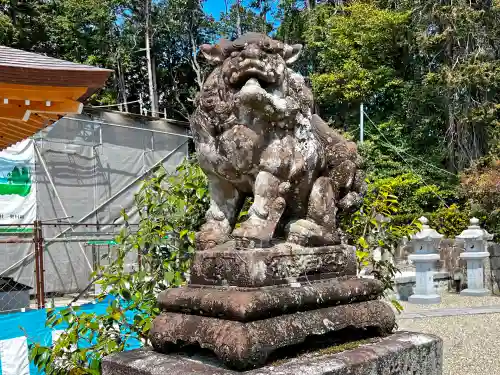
[0,336,30,375]
[0,139,36,231]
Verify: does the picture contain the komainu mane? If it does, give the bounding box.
[191,32,366,249]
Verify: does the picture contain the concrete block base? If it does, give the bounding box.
[102,331,443,375]
[460,288,490,297]
[408,294,441,304]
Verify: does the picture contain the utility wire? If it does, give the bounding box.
[377,140,456,177]
[362,110,450,209]
[359,121,454,177]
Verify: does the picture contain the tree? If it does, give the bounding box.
[304,2,410,126]
[144,0,159,115]
[151,0,215,119]
[215,1,274,40]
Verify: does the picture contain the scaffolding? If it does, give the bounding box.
[0,109,190,297]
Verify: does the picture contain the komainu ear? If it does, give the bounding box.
[283,44,303,64]
[200,44,226,65]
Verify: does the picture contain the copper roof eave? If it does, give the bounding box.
[0,66,112,101]
[0,46,113,102]
[0,47,113,150]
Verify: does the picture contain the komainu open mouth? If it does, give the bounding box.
[228,59,281,90]
[234,74,274,91]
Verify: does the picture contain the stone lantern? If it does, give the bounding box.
[408,216,443,304]
[457,218,493,296]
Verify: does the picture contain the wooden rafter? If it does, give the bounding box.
[0,99,83,115]
[0,131,22,143]
[0,120,32,138]
[0,120,41,135]
[0,107,30,121]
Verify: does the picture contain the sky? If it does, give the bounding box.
[203,0,280,28]
[203,0,252,20]
[203,0,228,19]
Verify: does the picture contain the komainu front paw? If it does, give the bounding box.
[231,217,276,248]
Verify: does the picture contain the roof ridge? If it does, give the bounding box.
[0,46,112,72]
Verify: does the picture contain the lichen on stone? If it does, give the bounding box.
[270,338,372,367]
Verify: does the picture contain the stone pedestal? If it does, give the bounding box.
[102,331,443,375]
[460,251,490,296]
[149,241,396,371]
[457,218,493,297]
[408,253,441,304]
[189,241,357,287]
[407,217,443,304]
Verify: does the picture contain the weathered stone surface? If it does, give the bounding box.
[488,243,500,294]
[190,241,356,287]
[191,32,366,250]
[150,300,395,370]
[158,278,384,321]
[102,331,443,375]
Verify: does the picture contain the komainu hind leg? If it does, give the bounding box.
[287,176,340,246]
[231,171,286,248]
[338,170,366,212]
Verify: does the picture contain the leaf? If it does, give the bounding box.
[90,358,100,370]
[391,299,404,313]
[196,188,207,199]
[111,312,121,321]
[120,289,132,301]
[142,319,152,334]
[164,271,175,283]
[358,237,369,249]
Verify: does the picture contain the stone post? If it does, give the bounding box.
[408,217,443,304]
[457,218,493,296]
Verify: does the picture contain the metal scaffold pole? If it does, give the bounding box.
[34,220,45,309]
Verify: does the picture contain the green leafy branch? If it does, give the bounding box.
[28,157,209,374]
[344,183,421,312]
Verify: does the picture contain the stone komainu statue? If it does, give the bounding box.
[191,32,366,249]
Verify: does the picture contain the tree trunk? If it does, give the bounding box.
[117,59,128,113]
[261,6,266,33]
[145,0,158,116]
[236,0,242,37]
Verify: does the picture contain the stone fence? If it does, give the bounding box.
[394,239,500,295]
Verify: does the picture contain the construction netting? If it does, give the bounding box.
[0,109,190,301]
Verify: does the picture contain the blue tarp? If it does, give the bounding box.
[0,296,142,375]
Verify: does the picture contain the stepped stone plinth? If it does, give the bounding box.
[149,242,395,370]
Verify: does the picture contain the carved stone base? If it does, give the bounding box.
[150,300,396,371]
[190,241,356,287]
[158,278,384,321]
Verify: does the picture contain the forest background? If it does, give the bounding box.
[1,0,499,238]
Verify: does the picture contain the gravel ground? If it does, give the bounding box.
[398,314,500,375]
[393,292,500,375]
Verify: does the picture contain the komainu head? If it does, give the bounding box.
[195,32,313,128]
[200,32,302,90]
